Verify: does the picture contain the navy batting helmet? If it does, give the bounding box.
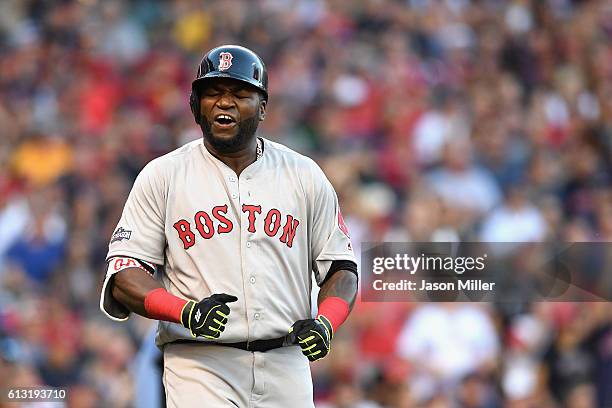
[189,45,268,124]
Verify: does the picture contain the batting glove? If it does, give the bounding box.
[287,316,333,362]
[181,293,238,339]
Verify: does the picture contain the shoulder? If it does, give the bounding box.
[141,139,203,175]
[262,138,334,198]
[131,139,203,193]
[262,138,324,176]
[151,139,203,168]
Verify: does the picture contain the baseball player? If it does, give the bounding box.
[99,45,358,407]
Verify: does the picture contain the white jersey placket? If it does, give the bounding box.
[238,148,264,345]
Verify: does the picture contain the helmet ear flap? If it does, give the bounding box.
[189,89,201,124]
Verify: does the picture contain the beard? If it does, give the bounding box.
[201,114,261,153]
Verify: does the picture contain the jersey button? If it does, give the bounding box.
[254,313,261,320]
[231,193,238,199]
[229,176,236,182]
[246,242,252,248]
[249,276,256,284]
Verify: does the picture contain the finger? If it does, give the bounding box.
[310,330,327,347]
[288,319,313,345]
[207,325,223,336]
[291,320,311,335]
[298,335,316,345]
[216,306,230,319]
[210,293,238,304]
[300,342,318,353]
[288,324,306,344]
[214,313,228,324]
[208,322,225,334]
[307,351,322,362]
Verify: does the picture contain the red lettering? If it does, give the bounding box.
[242,204,262,233]
[280,215,300,248]
[264,209,281,237]
[173,219,196,249]
[212,205,233,234]
[175,206,300,249]
[113,257,137,271]
[194,211,214,239]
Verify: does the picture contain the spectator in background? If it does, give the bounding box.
[411,87,470,167]
[480,183,547,242]
[5,188,67,285]
[427,138,502,228]
[395,304,499,402]
[9,133,73,187]
[0,181,29,272]
[455,372,500,408]
[387,189,459,242]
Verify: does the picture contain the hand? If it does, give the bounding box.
[287,316,333,361]
[181,293,238,339]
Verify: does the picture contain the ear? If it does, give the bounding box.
[258,99,267,121]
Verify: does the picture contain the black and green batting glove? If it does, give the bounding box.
[181,293,238,339]
[287,316,334,362]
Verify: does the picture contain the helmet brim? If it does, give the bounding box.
[192,73,268,100]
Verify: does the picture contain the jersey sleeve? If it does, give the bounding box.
[309,162,356,286]
[106,160,167,263]
[100,161,167,321]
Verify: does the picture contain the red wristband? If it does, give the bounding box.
[316,297,350,333]
[144,288,188,324]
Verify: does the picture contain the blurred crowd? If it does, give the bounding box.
[0,0,610,407]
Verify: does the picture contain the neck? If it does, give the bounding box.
[203,137,258,176]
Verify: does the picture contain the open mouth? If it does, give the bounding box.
[214,114,237,127]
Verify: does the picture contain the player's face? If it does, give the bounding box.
[199,78,266,153]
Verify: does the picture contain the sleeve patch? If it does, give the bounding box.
[111,227,132,243]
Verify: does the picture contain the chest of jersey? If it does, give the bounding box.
[165,159,307,253]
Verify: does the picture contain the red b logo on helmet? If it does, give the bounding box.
[219,52,233,71]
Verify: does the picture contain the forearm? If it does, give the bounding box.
[111,267,166,317]
[316,269,358,333]
[317,269,358,310]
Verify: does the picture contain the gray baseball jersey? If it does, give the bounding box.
[100,137,355,347]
